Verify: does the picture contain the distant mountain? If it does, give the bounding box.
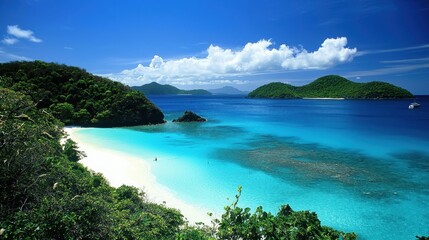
[248,75,414,99]
[208,86,249,95]
[132,82,211,95]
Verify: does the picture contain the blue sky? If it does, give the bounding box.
[1,0,429,93]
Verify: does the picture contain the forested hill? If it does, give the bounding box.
[132,82,211,95]
[248,75,414,99]
[0,61,165,127]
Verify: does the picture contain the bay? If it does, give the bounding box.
[76,95,429,239]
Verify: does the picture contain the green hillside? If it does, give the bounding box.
[0,61,165,127]
[248,82,300,98]
[248,75,414,99]
[132,82,211,95]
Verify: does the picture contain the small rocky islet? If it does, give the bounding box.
[173,111,207,122]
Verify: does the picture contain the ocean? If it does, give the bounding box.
[75,95,429,239]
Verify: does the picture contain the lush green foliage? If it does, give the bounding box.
[248,75,414,99]
[248,82,300,98]
[63,139,86,162]
[215,187,356,240]
[0,61,165,127]
[132,82,212,95]
[0,88,184,239]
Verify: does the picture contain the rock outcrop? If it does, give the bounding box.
[173,111,206,122]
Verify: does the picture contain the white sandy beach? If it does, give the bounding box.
[64,127,213,225]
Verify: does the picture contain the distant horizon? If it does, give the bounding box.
[1,1,428,94]
[112,74,426,95]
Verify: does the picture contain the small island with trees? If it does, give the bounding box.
[248,75,414,99]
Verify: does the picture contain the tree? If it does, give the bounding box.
[50,102,75,124]
[63,139,86,162]
[73,108,91,124]
[0,61,165,127]
[216,187,357,240]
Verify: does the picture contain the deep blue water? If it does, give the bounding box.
[76,95,429,239]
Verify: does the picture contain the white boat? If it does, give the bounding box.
[409,102,420,109]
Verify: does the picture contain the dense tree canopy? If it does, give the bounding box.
[248,75,414,99]
[0,61,165,127]
[215,187,357,240]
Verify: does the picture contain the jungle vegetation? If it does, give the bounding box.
[0,61,165,127]
[248,75,414,99]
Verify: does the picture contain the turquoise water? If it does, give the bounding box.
[75,95,429,239]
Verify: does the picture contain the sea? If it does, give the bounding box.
[75,95,429,239]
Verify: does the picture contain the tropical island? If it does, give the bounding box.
[132,82,211,95]
[248,75,414,99]
[0,61,358,239]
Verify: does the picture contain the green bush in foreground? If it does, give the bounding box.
[215,187,356,240]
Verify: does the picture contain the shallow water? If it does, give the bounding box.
[76,95,429,239]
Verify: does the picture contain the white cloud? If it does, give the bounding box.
[1,37,18,45]
[102,37,356,86]
[6,25,42,43]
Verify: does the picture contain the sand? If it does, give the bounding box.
[64,127,213,225]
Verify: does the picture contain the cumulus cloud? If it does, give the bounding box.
[103,37,356,86]
[3,25,42,44]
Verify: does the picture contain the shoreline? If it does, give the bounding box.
[64,127,213,225]
[302,97,345,100]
